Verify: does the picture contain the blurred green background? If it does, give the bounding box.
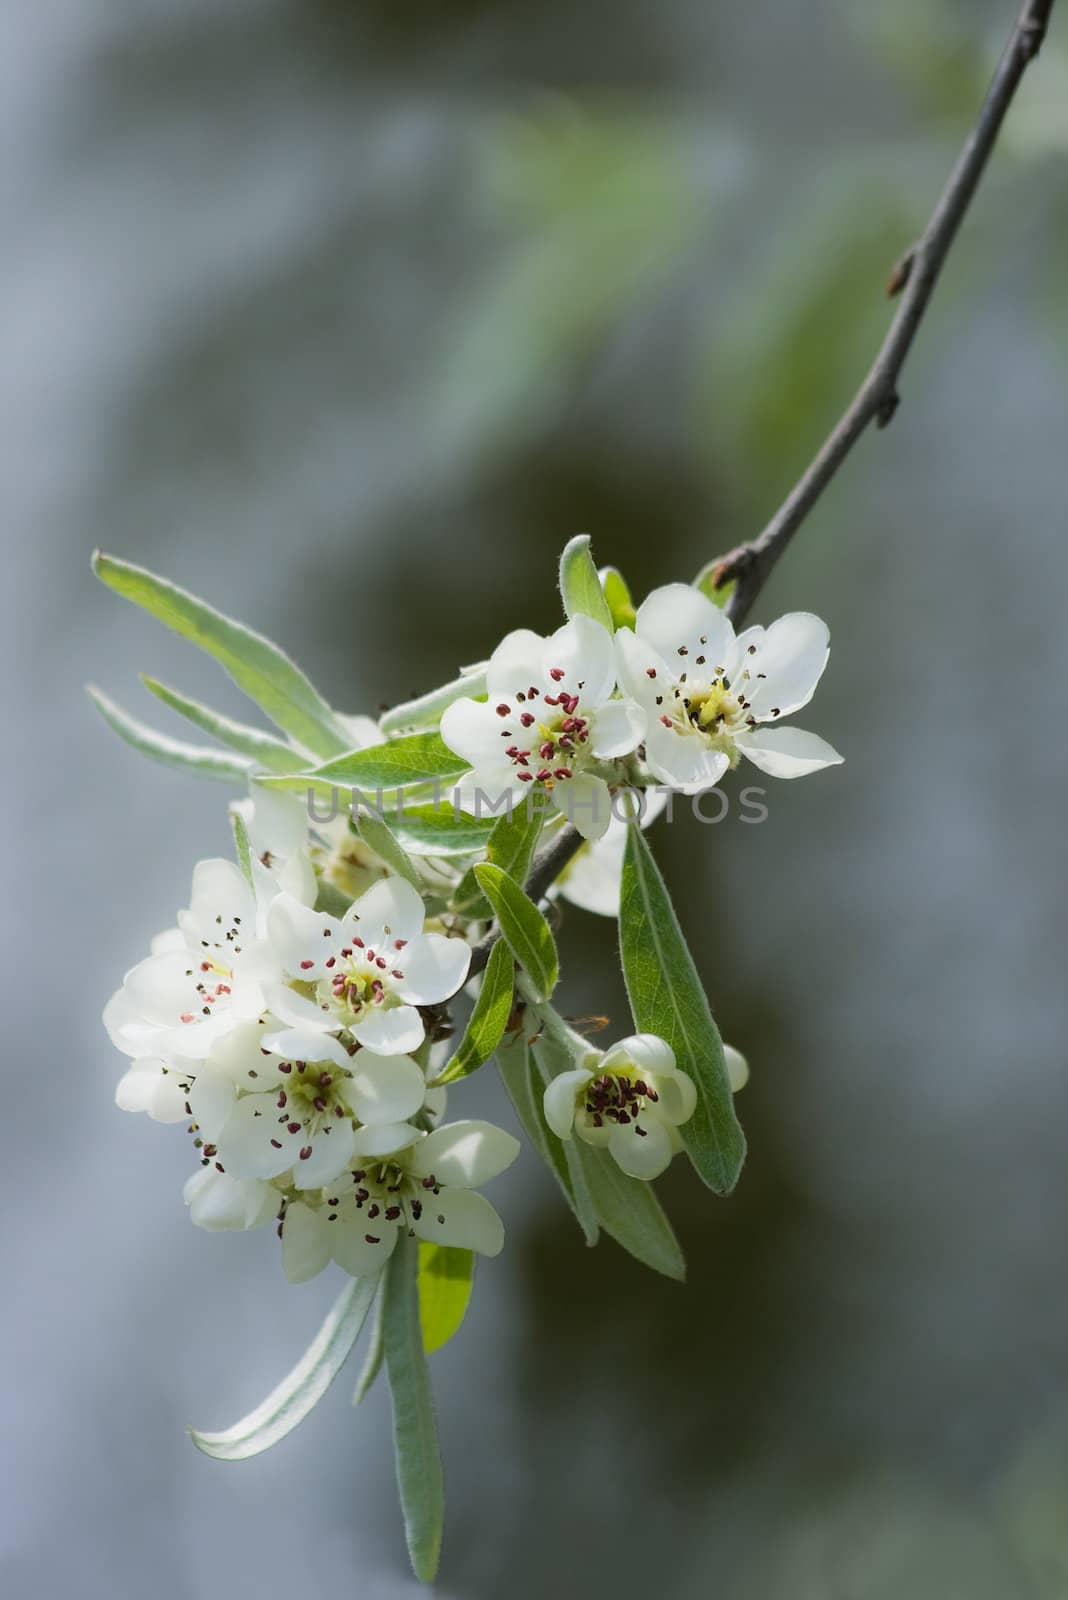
[7,2,1068,1596]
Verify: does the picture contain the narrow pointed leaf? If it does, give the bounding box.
[230,807,254,889]
[87,685,252,782]
[307,732,467,790]
[141,675,306,772]
[383,1232,445,1584]
[620,823,746,1194]
[573,1144,686,1281]
[380,670,488,736]
[380,804,496,858]
[559,533,614,631]
[356,813,422,889]
[92,551,351,758]
[600,565,636,630]
[418,1244,476,1355]
[435,939,515,1084]
[352,1290,386,1406]
[452,803,544,918]
[498,1030,598,1245]
[189,1275,378,1460]
[473,862,558,999]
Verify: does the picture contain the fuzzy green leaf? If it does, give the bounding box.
[600,565,636,629]
[452,803,544,919]
[559,533,614,631]
[573,1144,686,1281]
[92,551,350,758]
[620,823,746,1194]
[141,675,306,771]
[474,862,558,999]
[435,939,515,1084]
[189,1276,378,1460]
[306,732,468,791]
[418,1244,476,1355]
[383,1233,445,1584]
[87,685,252,782]
[351,1290,386,1406]
[379,671,488,737]
[498,1030,598,1244]
[355,813,422,889]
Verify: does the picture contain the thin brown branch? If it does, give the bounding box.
[713,0,1056,626]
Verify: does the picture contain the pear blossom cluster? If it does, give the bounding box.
[106,791,517,1281]
[101,558,841,1291]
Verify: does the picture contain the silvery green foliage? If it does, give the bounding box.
[92,536,839,1582]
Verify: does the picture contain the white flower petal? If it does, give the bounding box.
[115,1061,189,1122]
[282,1202,333,1282]
[440,696,503,768]
[292,1119,355,1190]
[330,1215,399,1279]
[542,1067,591,1139]
[218,1094,302,1179]
[262,982,333,1031]
[411,1187,505,1256]
[262,1028,352,1071]
[735,725,843,778]
[342,1051,427,1125]
[266,894,338,980]
[614,625,671,704]
[485,628,547,697]
[182,858,256,942]
[737,612,829,720]
[150,927,185,956]
[543,614,616,705]
[351,1121,424,1157]
[642,721,730,794]
[652,1066,697,1126]
[184,1169,272,1232]
[350,1004,425,1056]
[601,1033,676,1078]
[724,1044,749,1093]
[392,933,471,1006]
[345,876,426,947]
[634,582,735,669]
[608,1116,674,1180]
[186,1065,238,1140]
[590,697,646,760]
[122,951,198,1025]
[409,1119,520,1188]
[550,772,612,841]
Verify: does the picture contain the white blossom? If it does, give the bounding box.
[265,875,471,1056]
[542,1032,746,1180]
[550,790,667,918]
[183,1166,276,1232]
[440,614,645,841]
[279,1119,519,1282]
[616,584,842,792]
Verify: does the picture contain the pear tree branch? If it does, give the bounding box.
[711,0,1056,627]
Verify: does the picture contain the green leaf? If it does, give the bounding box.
[355,813,422,890]
[140,675,306,771]
[306,732,467,791]
[692,562,736,612]
[435,939,515,1084]
[452,803,544,919]
[600,565,636,630]
[380,670,488,737]
[573,1144,686,1281]
[230,806,254,888]
[527,1030,601,1241]
[474,863,559,999]
[381,803,496,859]
[497,1031,598,1244]
[620,823,746,1194]
[559,533,614,631]
[87,685,253,782]
[92,551,351,759]
[189,1276,378,1461]
[418,1244,476,1355]
[351,1289,386,1406]
[383,1232,445,1584]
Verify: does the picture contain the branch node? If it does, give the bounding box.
[875,391,901,429]
[885,247,915,298]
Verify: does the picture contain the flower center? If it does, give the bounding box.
[317,938,407,1024]
[494,673,589,786]
[179,956,235,1026]
[651,647,757,764]
[272,1060,353,1157]
[311,1160,445,1245]
[582,1069,659,1131]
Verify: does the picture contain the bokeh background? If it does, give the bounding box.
[6,2,1068,1596]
